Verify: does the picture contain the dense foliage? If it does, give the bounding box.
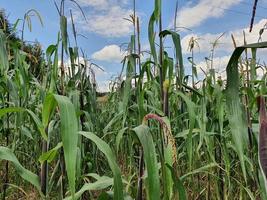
[1,1,267,199]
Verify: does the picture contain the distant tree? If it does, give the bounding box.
[0,9,45,81]
[0,9,20,43]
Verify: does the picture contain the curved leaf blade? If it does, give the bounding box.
[0,146,41,192]
[79,131,124,200]
[53,94,78,198]
[133,125,160,200]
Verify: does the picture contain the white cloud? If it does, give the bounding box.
[73,1,133,37]
[76,0,129,9]
[195,55,230,79]
[87,6,132,37]
[76,0,109,9]
[181,19,267,55]
[97,80,110,92]
[182,19,267,81]
[62,57,108,78]
[92,45,125,62]
[195,53,267,81]
[181,33,225,54]
[175,0,242,29]
[93,66,108,76]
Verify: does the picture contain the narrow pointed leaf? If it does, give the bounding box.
[225,42,267,182]
[0,30,9,74]
[53,94,78,198]
[41,93,79,197]
[64,177,113,200]
[60,15,68,53]
[79,131,124,200]
[133,125,160,200]
[0,146,41,192]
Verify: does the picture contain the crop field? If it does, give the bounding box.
[0,0,267,199]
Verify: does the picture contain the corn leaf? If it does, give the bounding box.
[133,125,160,200]
[42,94,79,198]
[159,30,184,82]
[154,0,161,20]
[259,96,267,182]
[0,146,41,192]
[60,15,68,53]
[0,30,8,75]
[53,94,78,198]
[64,177,113,200]
[39,142,63,164]
[148,12,157,65]
[226,42,267,182]
[0,107,47,140]
[79,131,124,200]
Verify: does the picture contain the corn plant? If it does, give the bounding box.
[1,0,267,200]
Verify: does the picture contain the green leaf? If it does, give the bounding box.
[21,126,33,139]
[0,107,47,140]
[26,109,47,140]
[103,111,123,134]
[80,131,124,200]
[159,30,184,83]
[133,125,160,200]
[180,163,218,181]
[42,93,78,198]
[166,164,187,200]
[154,0,161,20]
[0,30,8,75]
[0,146,41,192]
[39,142,62,164]
[0,107,24,118]
[176,91,196,170]
[53,94,78,198]
[42,93,56,127]
[116,127,128,154]
[121,55,136,115]
[250,48,257,82]
[148,12,157,65]
[225,42,267,183]
[46,44,57,57]
[60,15,68,53]
[164,144,174,199]
[64,177,113,200]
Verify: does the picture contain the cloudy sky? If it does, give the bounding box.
[1,0,267,91]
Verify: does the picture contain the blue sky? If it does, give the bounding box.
[1,0,267,91]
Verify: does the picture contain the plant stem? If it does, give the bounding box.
[40,128,48,196]
[137,149,144,200]
[159,12,164,111]
[2,93,10,200]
